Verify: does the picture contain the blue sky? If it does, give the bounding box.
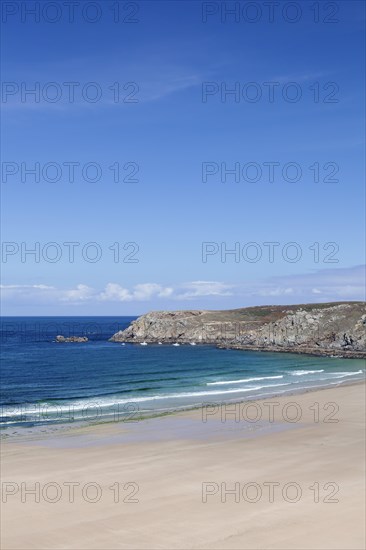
[1,0,365,315]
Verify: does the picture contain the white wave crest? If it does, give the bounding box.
[290,370,324,376]
[207,375,283,386]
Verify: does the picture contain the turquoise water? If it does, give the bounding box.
[1,317,365,431]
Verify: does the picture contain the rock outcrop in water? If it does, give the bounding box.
[110,302,366,358]
[55,335,88,343]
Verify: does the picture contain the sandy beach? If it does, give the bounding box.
[1,381,365,550]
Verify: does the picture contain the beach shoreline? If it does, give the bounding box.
[1,381,365,549]
[1,377,365,442]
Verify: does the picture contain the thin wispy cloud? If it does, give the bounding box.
[2,56,208,112]
[242,265,366,301]
[272,71,332,83]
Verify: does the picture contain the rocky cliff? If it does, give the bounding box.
[110,302,366,358]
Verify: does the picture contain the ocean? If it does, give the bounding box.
[1,316,365,434]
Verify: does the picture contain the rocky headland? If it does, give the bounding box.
[110,302,366,358]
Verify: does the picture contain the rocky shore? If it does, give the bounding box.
[110,301,366,358]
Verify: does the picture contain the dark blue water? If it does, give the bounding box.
[1,317,365,432]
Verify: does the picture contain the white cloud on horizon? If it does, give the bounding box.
[98,283,174,302]
[176,281,233,299]
[0,281,226,304]
[256,287,294,297]
[249,265,365,300]
[1,266,365,309]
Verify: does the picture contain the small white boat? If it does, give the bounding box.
[121,343,126,346]
[158,342,163,345]
[140,342,148,346]
[190,342,196,346]
[172,342,180,346]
